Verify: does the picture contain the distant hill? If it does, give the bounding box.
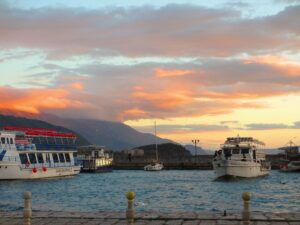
[0,110,174,150]
[0,114,90,146]
[184,144,212,155]
[137,143,191,159]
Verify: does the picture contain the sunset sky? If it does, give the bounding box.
[1,0,300,149]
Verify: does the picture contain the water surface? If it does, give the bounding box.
[0,170,299,213]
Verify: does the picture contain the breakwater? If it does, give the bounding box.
[113,153,284,169]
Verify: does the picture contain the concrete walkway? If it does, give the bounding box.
[1,211,300,225]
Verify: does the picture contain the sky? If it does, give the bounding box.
[0,0,300,149]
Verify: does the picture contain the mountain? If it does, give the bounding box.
[184,144,212,155]
[0,110,174,150]
[0,114,90,146]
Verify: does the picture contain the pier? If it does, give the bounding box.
[113,154,284,170]
[1,210,300,224]
[0,191,299,225]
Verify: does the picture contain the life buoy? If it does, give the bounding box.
[32,168,37,173]
[25,160,30,168]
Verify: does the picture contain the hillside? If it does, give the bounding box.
[0,114,90,146]
[137,143,191,159]
[0,111,174,150]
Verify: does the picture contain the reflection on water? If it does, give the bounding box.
[0,170,299,212]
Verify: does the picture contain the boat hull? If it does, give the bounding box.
[0,163,81,180]
[280,161,300,172]
[81,165,113,173]
[144,163,163,171]
[213,160,270,179]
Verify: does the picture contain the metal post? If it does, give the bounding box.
[242,192,251,225]
[126,192,135,225]
[192,139,200,164]
[23,192,32,225]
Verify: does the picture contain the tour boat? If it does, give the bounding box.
[77,145,113,172]
[212,137,271,179]
[279,141,300,172]
[144,122,163,171]
[0,126,81,180]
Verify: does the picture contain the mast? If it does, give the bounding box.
[155,121,158,162]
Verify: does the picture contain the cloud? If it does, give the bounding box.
[154,68,195,77]
[0,5,300,58]
[244,122,300,130]
[134,123,230,133]
[0,86,90,114]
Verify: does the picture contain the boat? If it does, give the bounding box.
[279,140,300,172]
[77,145,113,172]
[144,122,163,171]
[0,126,81,180]
[212,136,271,179]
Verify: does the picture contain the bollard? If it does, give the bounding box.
[126,191,135,225]
[242,192,251,225]
[23,192,32,225]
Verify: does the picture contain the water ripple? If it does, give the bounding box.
[0,170,299,212]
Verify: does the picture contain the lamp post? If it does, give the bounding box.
[192,139,200,164]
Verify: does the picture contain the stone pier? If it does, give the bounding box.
[0,211,300,225]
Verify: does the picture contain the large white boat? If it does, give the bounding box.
[144,122,163,171]
[0,126,81,180]
[212,137,271,179]
[279,141,300,172]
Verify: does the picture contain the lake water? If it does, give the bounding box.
[0,170,299,213]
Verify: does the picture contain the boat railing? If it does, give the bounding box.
[0,156,19,162]
[19,161,74,169]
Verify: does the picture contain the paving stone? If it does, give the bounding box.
[182,220,200,225]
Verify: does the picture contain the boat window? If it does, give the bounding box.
[10,138,13,144]
[6,138,9,144]
[52,153,59,163]
[28,153,37,164]
[48,137,55,145]
[19,153,28,164]
[223,149,231,156]
[32,137,41,144]
[62,138,68,145]
[55,137,63,145]
[40,137,48,144]
[232,149,240,154]
[65,153,71,162]
[241,149,249,154]
[1,137,5,144]
[67,138,73,145]
[37,153,44,164]
[59,153,65,162]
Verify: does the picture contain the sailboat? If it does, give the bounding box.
[144,121,163,171]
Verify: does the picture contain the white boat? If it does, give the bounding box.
[212,136,270,179]
[78,145,113,172]
[144,122,163,171]
[0,126,81,180]
[279,141,300,172]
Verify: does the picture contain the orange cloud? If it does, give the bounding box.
[244,55,300,77]
[155,68,195,77]
[132,90,193,110]
[0,86,85,114]
[121,107,148,120]
[69,82,84,91]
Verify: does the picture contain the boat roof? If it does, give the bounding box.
[225,137,265,145]
[4,126,76,138]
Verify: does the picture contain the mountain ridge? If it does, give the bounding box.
[0,110,174,150]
